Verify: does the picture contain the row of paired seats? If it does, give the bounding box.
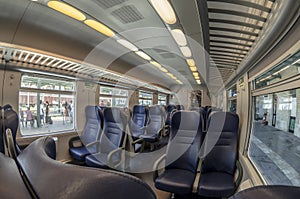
[0,105,157,199]
[69,105,168,168]
[153,110,243,198]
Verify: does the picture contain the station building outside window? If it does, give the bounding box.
[248,49,300,186]
[99,86,128,108]
[158,94,167,106]
[19,75,75,136]
[139,91,153,106]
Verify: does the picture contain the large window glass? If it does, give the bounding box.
[227,85,237,112]
[99,86,128,107]
[139,91,153,106]
[249,88,300,186]
[158,94,167,105]
[255,49,300,89]
[19,75,75,136]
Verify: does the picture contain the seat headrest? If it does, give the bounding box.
[208,112,239,132]
[149,105,164,116]
[85,106,101,120]
[166,105,176,112]
[171,111,201,131]
[104,107,127,124]
[133,105,147,114]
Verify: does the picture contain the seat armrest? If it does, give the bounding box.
[85,141,100,148]
[132,138,145,153]
[235,159,243,188]
[107,147,125,168]
[68,136,81,148]
[153,154,166,181]
[132,138,144,145]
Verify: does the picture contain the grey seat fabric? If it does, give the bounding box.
[140,105,165,143]
[85,107,128,168]
[0,105,21,156]
[0,153,32,199]
[69,106,102,161]
[198,111,242,198]
[17,136,157,199]
[154,111,203,195]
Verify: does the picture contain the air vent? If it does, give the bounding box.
[112,5,144,24]
[160,52,176,59]
[95,0,128,9]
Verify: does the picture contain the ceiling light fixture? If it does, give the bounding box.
[135,51,151,61]
[150,0,177,24]
[171,29,187,46]
[176,80,183,84]
[84,19,115,37]
[117,39,138,51]
[187,59,195,66]
[193,72,199,77]
[180,46,192,57]
[190,66,197,72]
[150,61,161,68]
[159,67,168,73]
[196,80,201,84]
[47,1,86,21]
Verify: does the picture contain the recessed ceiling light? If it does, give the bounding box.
[150,0,177,24]
[190,66,197,72]
[171,29,187,46]
[187,59,195,66]
[196,80,201,84]
[84,19,115,37]
[193,72,199,77]
[117,39,138,52]
[180,46,192,57]
[135,51,151,61]
[150,61,161,68]
[159,67,168,73]
[47,1,86,21]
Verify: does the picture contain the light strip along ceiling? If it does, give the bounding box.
[45,0,182,84]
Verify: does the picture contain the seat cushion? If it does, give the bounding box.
[85,153,109,169]
[69,147,91,161]
[198,172,236,197]
[155,169,196,194]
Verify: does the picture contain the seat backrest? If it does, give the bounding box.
[130,105,147,133]
[100,108,128,154]
[17,137,157,199]
[80,106,103,148]
[165,111,203,173]
[189,107,207,132]
[176,105,184,111]
[201,112,239,175]
[146,105,165,135]
[165,104,176,125]
[0,105,20,154]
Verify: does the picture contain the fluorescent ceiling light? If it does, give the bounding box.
[150,0,177,24]
[194,76,200,80]
[117,39,138,51]
[84,19,115,37]
[180,46,192,57]
[187,59,195,66]
[196,80,201,84]
[150,61,161,68]
[171,29,187,46]
[135,51,151,61]
[159,67,168,73]
[176,80,183,84]
[190,66,197,72]
[193,72,199,77]
[47,1,86,21]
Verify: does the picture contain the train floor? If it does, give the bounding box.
[249,121,300,185]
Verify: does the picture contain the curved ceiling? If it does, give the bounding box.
[0,0,205,92]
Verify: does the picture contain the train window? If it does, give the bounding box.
[139,91,153,106]
[158,94,167,105]
[99,86,128,107]
[227,85,237,112]
[255,49,300,89]
[249,47,300,185]
[19,75,75,136]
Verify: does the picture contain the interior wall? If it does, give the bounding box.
[129,90,139,110]
[0,69,4,105]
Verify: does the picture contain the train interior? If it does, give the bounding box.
[0,0,300,198]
